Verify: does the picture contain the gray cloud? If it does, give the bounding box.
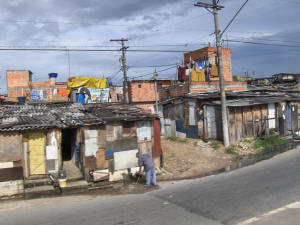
[0,0,299,94]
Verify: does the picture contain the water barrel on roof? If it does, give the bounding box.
[17,96,26,103]
[76,93,85,104]
[48,73,58,78]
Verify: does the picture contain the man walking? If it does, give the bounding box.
[136,152,157,187]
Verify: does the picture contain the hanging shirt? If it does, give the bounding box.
[178,66,186,82]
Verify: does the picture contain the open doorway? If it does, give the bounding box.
[61,128,76,161]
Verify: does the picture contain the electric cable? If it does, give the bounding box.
[128,65,177,79]
[226,39,300,48]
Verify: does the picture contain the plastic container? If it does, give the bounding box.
[76,93,85,104]
[48,73,58,78]
[58,169,67,188]
[17,97,26,103]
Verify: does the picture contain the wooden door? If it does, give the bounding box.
[29,132,45,175]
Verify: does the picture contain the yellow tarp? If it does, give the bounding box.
[191,69,205,82]
[67,77,106,89]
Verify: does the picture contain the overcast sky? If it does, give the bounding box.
[0,0,299,94]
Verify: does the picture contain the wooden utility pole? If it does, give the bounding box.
[110,38,129,103]
[194,0,230,147]
[153,69,159,113]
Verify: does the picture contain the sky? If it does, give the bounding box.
[0,0,299,94]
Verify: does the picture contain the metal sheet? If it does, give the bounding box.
[114,149,138,170]
[189,100,196,126]
[268,103,276,129]
[85,130,98,157]
[137,121,151,141]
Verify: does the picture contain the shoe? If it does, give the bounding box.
[144,185,151,188]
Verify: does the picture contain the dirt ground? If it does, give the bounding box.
[157,136,262,180]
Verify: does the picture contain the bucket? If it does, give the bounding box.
[58,169,67,188]
[58,178,67,188]
[17,97,26,103]
[76,93,85,104]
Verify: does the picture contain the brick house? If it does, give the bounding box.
[159,47,247,101]
[128,80,173,112]
[7,70,68,102]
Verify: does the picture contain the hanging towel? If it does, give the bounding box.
[191,69,205,82]
[199,69,205,82]
[211,64,219,76]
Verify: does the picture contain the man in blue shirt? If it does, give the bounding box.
[136,152,157,187]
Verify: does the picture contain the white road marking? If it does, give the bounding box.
[237,201,300,225]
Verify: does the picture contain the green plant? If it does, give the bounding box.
[243,138,254,143]
[254,136,289,152]
[167,136,187,143]
[226,146,238,155]
[210,141,220,150]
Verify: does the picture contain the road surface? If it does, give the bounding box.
[2,147,300,225]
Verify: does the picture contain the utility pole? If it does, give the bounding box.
[110,38,129,103]
[153,69,159,113]
[194,0,230,147]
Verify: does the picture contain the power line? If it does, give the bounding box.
[128,63,179,68]
[0,47,197,52]
[0,19,129,26]
[226,39,300,48]
[110,69,122,80]
[228,36,300,45]
[129,65,177,80]
[221,0,249,37]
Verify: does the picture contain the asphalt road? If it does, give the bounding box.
[2,147,300,225]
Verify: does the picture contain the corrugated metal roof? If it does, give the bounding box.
[0,102,157,132]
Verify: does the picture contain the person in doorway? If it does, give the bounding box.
[136,152,157,187]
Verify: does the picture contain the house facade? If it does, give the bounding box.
[0,102,161,197]
[160,90,300,144]
[7,70,68,102]
[128,79,173,112]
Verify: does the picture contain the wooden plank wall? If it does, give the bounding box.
[228,104,270,143]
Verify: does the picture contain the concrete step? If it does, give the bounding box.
[24,178,51,188]
[24,179,89,199]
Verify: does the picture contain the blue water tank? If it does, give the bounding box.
[76,93,85,104]
[17,97,26,103]
[48,73,58,78]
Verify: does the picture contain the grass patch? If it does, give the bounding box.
[167,136,187,143]
[242,138,254,143]
[254,136,289,152]
[210,141,220,150]
[226,146,238,155]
